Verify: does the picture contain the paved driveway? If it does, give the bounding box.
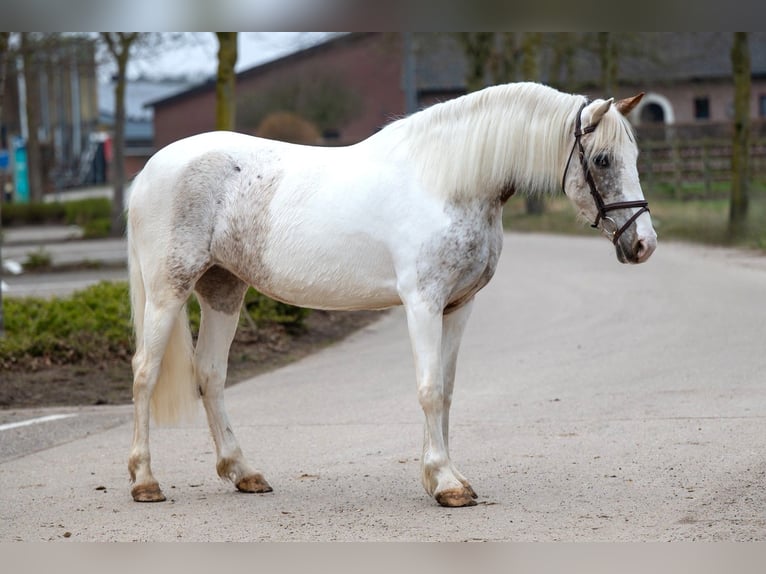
[1,233,765,541]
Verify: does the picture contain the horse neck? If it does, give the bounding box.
[398,83,582,204]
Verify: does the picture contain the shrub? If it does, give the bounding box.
[243,288,311,331]
[1,197,111,227]
[0,281,133,368]
[81,217,112,238]
[22,247,53,271]
[64,198,111,226]
[0,281,310,369]
[186,287,311,336]
[1,202,66,225]
[256,111,322,145]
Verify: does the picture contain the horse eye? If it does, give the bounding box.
[593,154,611,169]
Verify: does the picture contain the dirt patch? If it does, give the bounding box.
[0,309,385,410]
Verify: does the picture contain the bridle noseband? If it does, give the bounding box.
[561,102,649,245]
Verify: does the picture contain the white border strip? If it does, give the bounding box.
[0,413,77,432]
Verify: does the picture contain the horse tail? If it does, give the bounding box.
[150,303,197,425]
[128,185,198,426]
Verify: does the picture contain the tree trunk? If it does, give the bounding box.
[521,33,546,215]
[111,49,128,236]
[729,32,750,239]
[21,33,44,202]
[456,33,494,93]
[549,33,577,92]
[521,32,541,80]
[215,32,238,131]
[101,32,139,237]
[598,32,619,95]
[489,33,517,84]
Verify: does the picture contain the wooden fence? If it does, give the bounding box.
[636,132,766,200]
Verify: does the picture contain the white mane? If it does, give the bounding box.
[385,82,595,202]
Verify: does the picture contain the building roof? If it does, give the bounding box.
[98,78,194,143]
[99,78,194,121]
[618,32,766,83]
[146,32,766,109]
[146,32,369,109]
[413,32,766,92]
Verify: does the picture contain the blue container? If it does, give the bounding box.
[13,138,29,203]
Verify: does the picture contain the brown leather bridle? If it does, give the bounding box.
[562,101,649,245]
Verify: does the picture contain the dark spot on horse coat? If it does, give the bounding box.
[499,183,516,204]
[194,265,248,315]
[416,200,503,314]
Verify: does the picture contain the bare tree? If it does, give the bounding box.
[455,32,546,213]
[598,32,619,95]
[729,32,751,238]
[215,33,238,131]
[520,33,546,214]
[548,32,578,92]
[455,33,494,92]
[488,33,519,84]
[100,32,141,237]
[521,32,542,81]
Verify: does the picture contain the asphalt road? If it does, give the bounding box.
[3,229,128,297]
[2,268,128,298]
[2,233,766,541]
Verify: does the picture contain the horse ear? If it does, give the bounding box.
[616,92,645,116]
[588,98,613,126]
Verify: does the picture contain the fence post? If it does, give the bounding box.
[672,137,682,200]
[643,143,654,193]
[702,138,712,197]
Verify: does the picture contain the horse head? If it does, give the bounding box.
[563,93,657,264]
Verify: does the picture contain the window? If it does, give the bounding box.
[760,95,766,118]
[694,97,710,120]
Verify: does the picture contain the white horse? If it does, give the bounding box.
[127,82,656,507]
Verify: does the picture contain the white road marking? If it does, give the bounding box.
[0,413,78,432]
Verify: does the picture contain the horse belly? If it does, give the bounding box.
[254,233,401,311]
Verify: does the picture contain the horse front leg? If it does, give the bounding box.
[404,300,477,507]
[441,298,477,500]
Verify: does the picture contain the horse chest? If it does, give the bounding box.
[416,208,503,312]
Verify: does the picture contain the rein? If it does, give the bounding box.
[562,101,649,244]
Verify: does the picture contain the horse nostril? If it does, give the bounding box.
[635,238,647,258]
[633,237,654,263]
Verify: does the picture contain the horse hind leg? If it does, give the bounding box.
[194,267,272,494]
[129,298,188,502]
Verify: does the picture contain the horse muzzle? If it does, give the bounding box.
[615,230,657,264]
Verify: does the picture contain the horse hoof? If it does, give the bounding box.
[131,482,166,502]
[435,487,478,507]
[236,474,273,494]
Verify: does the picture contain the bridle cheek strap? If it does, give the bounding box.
[562,102,650,245]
